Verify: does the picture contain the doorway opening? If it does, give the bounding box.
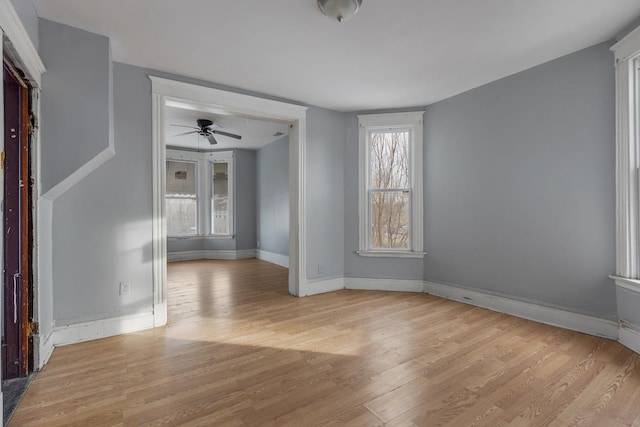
[162,102,293,321]
[150,77,308,327]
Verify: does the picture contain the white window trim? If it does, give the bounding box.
[357,111,425,258]
[165,149,234,238]
[207,150,234,238]
[612,28,640,279]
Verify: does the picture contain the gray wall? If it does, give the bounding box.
[234,149,257,250]
[167,238,203,253]
[306,107,346,280]
[10,0,38,49]
[257,136,289,256]
[423,42,616,318]
[53,62,153,323]
[617,287,640,326]
[39,19,112,193]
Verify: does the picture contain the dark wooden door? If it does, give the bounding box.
[2,61,30,379]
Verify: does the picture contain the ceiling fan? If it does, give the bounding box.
[171,119,242,145]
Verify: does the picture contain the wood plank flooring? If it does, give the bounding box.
[8,259,640,426]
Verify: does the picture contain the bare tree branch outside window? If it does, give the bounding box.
[369,130,410,249]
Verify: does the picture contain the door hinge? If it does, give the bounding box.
[28,322,39,335]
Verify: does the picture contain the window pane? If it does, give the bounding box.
[166,160,197,235]
[369,130,410,190]
[166,160,196,196]
[166,197,197,235]
[212,162,229,234]
[370,191,410,249]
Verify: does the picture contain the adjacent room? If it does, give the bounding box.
[2,0,640,425]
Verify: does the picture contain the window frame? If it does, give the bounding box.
[208,150,234,237]
[165,149,234,238]
[165,157,200,237]
[357,111,425,258]
[611,28,640,282]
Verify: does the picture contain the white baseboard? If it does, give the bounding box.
[37,330,55,369]
[167,250,205,262]
[345,277,424,293]
[52,311,155,346]
[153,301,168,327]
[167,249,257,262]
[257,249,290,268]
[234,249,257,259]
[300,277,345,296]
[423,280,618,339]
[618,320,640,354]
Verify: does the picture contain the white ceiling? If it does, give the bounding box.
[33,0,640,112]
[164,102,289,151]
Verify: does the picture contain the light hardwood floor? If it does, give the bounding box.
[9,259,640,426]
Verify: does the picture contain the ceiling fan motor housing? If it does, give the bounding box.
[197,119,214,128]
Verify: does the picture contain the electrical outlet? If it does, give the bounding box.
[317,264,324,274]
[119,282,130,296]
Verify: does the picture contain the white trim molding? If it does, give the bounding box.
[423,280,618,339]
[612,31,640,279]
[52,312,155,347]
[618,320,640,354]
[257,250,290,268]
[42,146,116,200]
[611,275,640,292]
[357,111,425,257]
[36,330,54,369]
[0,0,45,86]
[300,278,345,296]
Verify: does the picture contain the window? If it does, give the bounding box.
[166,160,198,236]
[166,150,234,237]
[612,29,640,280]
[358,112,424,257]
[210,152,234,236]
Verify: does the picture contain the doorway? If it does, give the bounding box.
[150,77,308,327]
[2,60,34,381]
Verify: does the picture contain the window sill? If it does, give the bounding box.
[168,234,234,241]
[168,235,199,240]
[356,250,426,259]
[205,234,234,240]
[610,275,640,292]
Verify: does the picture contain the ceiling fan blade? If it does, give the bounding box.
[206,134,218,145]
[212,129,242,140]
[170,124,199,129]
[172,131,198,137]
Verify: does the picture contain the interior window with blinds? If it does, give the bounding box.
[166,160,198,235]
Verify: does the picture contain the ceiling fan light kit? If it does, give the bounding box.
[318,0,362,22]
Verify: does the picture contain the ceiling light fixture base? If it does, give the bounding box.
[318,0,362,22]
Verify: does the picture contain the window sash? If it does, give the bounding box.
[367,128,413,251]
[166,159,199,236]
[368,189,411,250]
[166,195,198,236]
